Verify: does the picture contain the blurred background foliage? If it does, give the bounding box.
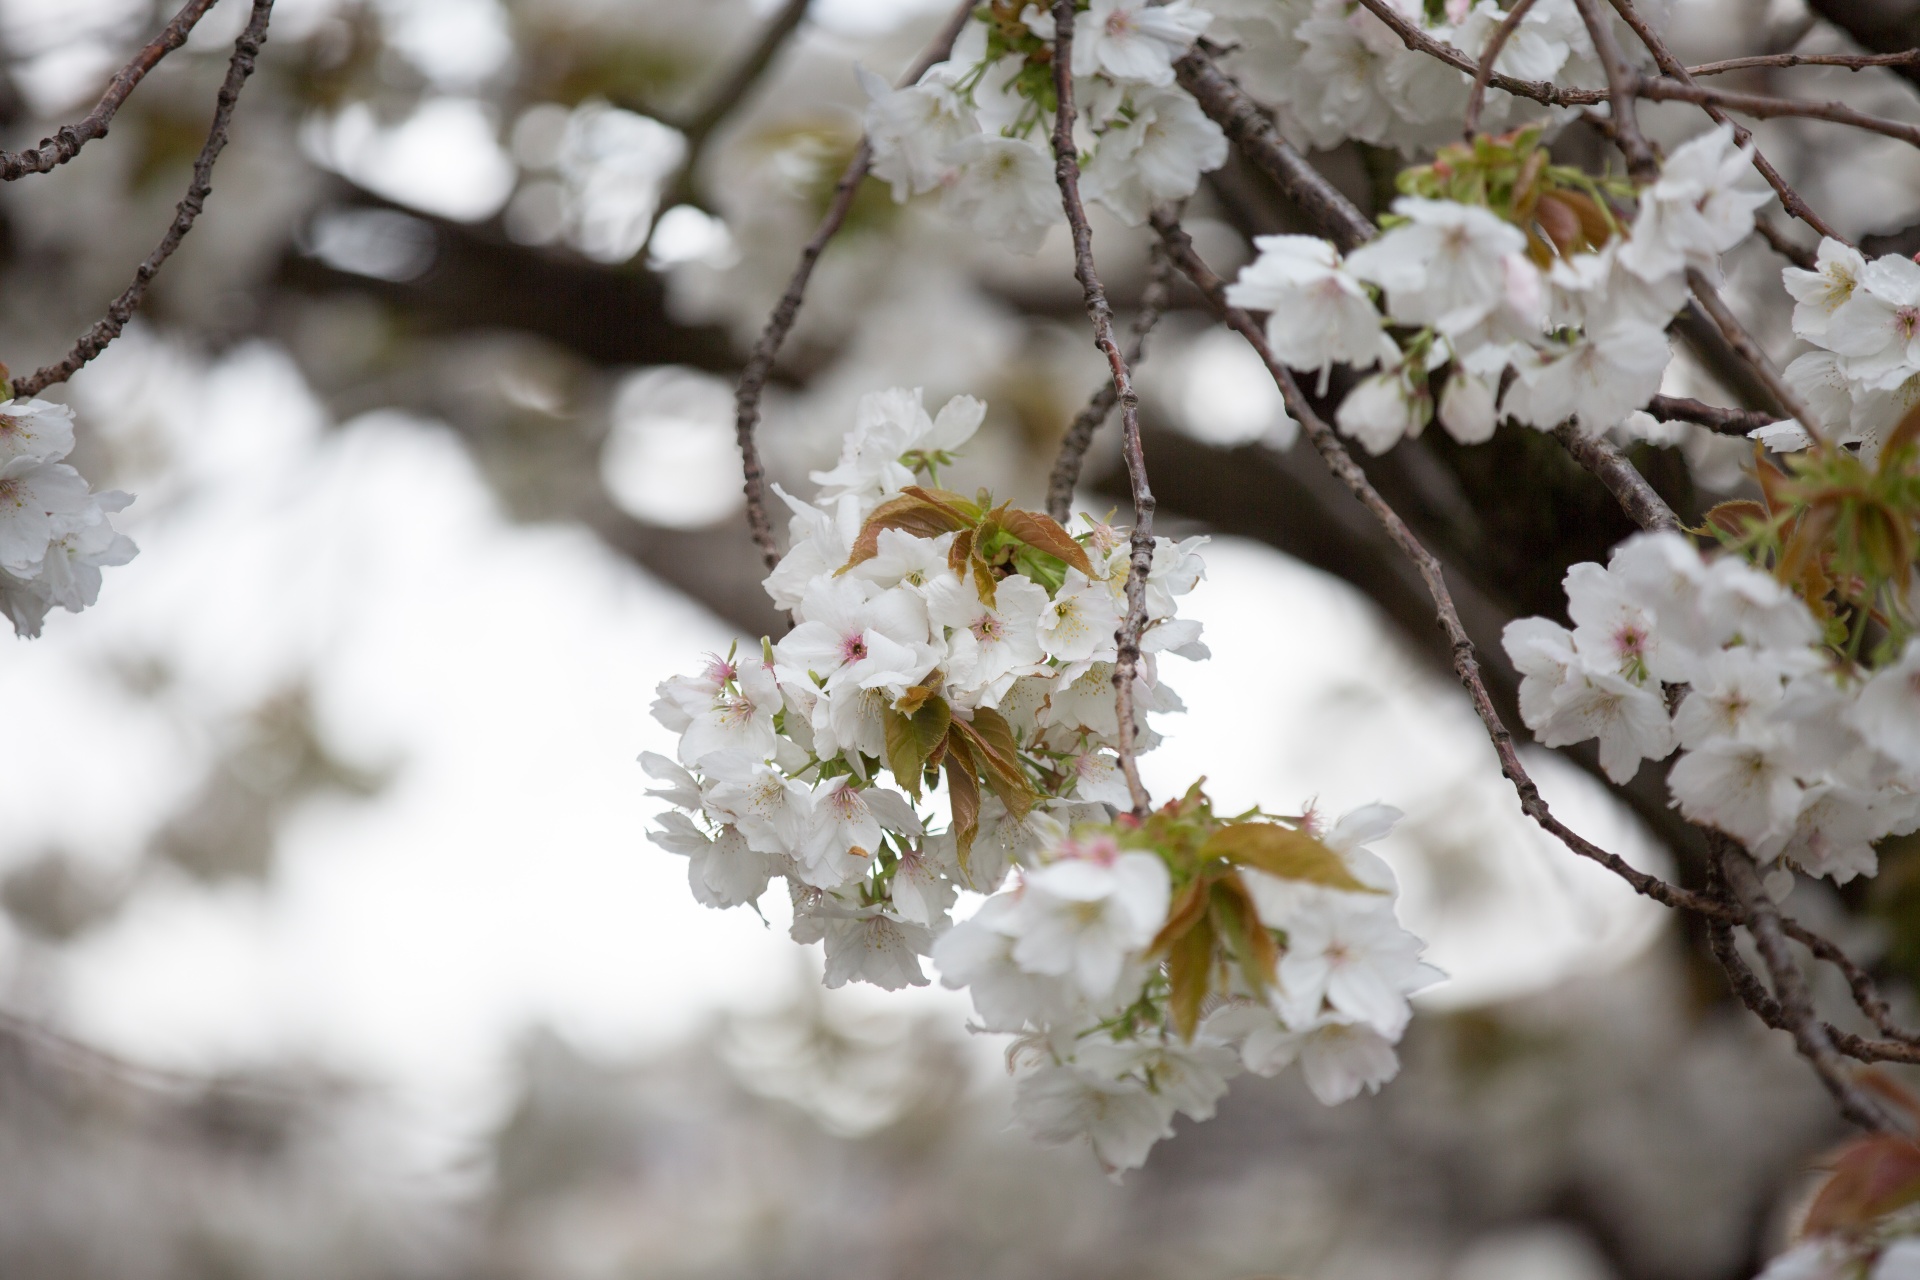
[8,0,1920,1276]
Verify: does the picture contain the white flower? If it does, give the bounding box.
[1564,559,1681,684]
[667,660,783,767]
[1039,568,1123,664]
[1144,534,1209,618]
[1063,746,1134,808]
[1504,616,1582,729]
[1508,321,1671,433]
[1012,1059,1173,1177]
[1071,0,1212,86]
[1208,1003,1402,1104]
[1437,366,1499,444]
[859,66,976,199]
[1756,781,1883,884]
[0,398,76,463]
[1275,896,1435,1037]
[1336,363,1430,456]
[809,387,985,503]
[1672,650,1793,750]
[941,135,1060,255]
[649,814,773,909]
[934,893,1074,1030]
[1081,86,1227,226]
[1784,237,1868,342]
[1824,253,1920,389]
[764,487,861,612]
[775,576,932,695]
[1618,125,1767,282]
[1669,733,1805,846]
[929,572,1049,705]
[1754,1238,1860,1280]
[29,492,136,613]
[797,777,897,888]
[849,528,955,593]
[638,751,702,810]
[888,832,958,926]
[1783,351,1853,438]
[1850,639,1920,774]
[700,749,813,860]
[1076,1037,1240,1121]
[1226,235,1386,376]
[1000,843,1171,1000]
[0,456,93,574]
[1534,662,1676,784]
[822,908,932,989]
[1346,197,1530,336]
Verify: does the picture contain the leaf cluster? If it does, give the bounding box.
[1706,408,1920,662]
[1127,785,1378,1039]
[1397,126,1628,265]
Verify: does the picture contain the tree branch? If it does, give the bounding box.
[1550,425,1681,532]
[1050,0,1155,818]
[1685,268,1822,436]
[729,0,973,572]
[12,0,275,397]
[1647,393,1780,435]
[1464,0,1540,138]
[1046,238,1174,524]
[0,0,223,182]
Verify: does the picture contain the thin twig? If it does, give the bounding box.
[1633,76,1920,152]
[1174,46,1375,253]
[1464,0,1539,138]
[1045,239,1174,524]
[1688,49,1920,77]
[1685,268,1825,440]
[1149,211,1728,920]
[1714,837,1902,1130]
[1573,0,1659,183]
[1050,0,1154,820]
[1604,0,1847,243]
[1647,393,1779,435]
[1782,918,1920,1049]
[1550,424,1681,532]
[11,0,275,398]
[728,0,974,572]
[0,0,222,181]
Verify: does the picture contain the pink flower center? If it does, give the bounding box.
[1898,306,1920,340]
[715,695,755,728]
[840,633,870,664]
[703,654,738,683]
[970,613,1004,643]
[1611,623,1649,661]
[828,786,867,820]
[1104,10,1136,36]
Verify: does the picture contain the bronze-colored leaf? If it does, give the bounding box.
[1878,398,1920,474]
[1166,914,1216,1042]
[1804,1134,1920,1235]
[1150,875,1213,956]
[884,696,950,800]
[952,709,1034,820]
[970,552,998,609]
[942,735,982,877]
[840,493,974,573]
[1704,499,1768,541]
[1209,872,1278,996]
[998,507,1096,576]
[948,527,975,576]
[1202,822,1376,893]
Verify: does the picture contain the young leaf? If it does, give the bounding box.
[884,696,950,800]
[1202,822,1377,893]
[1704,499,1769,542]
[1803,1134,1920,1235]
[1150,875,1214,956]
[1165,913,1217,1042]
[943,733,982,876]
[952,708,1035,819]
[1209,872,1279,996]
[997,507,1096,576]
[840,493,974,573]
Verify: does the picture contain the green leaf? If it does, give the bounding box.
[1202,822,1377,893]
[883,695,950,801]
[1209,872,1279,996]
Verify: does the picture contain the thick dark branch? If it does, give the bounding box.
[1714,838,1901,1130]
[1151,212,1726,921]
[1174,46,1374,253]
[1648,393,1779,435]
[1051,0,1154,818]
[0,0,222,181]
[12,0,275,397]
[1550,425,1680,532]
[730,0,973,572]
[1805,0,1920,90]
[1046,239,1174,523]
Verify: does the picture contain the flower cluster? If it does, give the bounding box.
[862,0,1226,248]
[645,388,1435,1173]
[1781,237,1920,459]
[1504,530,1920,886]
[1227,125,1768,455]
[0,397,138,638]
[1212,0,1626,155]
[960,790,1438,1175]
